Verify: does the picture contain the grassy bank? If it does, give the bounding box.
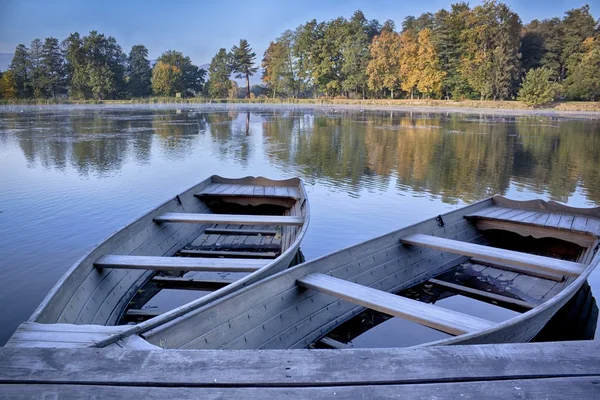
[1,97,599,112]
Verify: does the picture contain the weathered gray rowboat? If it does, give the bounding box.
[6,175,309,348]
[103,195,598,350]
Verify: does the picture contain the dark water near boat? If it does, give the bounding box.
[1,104,599,346]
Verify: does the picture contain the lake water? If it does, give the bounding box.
[1,104,599,346]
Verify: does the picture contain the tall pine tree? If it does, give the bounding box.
[9,44,31,98]
[126,45,152,97]
[41,37,66,98]
[231,39,258,98]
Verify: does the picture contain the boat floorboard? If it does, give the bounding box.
[0,341,598,399]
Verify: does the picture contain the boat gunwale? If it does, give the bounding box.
[28,175,309,330]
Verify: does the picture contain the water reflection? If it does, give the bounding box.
[1,106,599,204]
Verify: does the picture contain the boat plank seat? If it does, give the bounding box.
[297,273,495,335]
[5,322,130,348]
[401,234,586,277]
[94,255,267,272]
[203,228,279,236]
[152,275,237,291]
[153,213,304,226]
[465,206,600,247]
[195,183,301,199]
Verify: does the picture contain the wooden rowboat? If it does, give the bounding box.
[117,196,598,350]
[6,175,309,348]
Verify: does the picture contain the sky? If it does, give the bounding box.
[1,0,599,67]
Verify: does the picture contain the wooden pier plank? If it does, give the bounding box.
[153,213,304,226]
[297,273,495,335]
[401,234,586,277]
[2,377,598,399]
[1,341,599,386]
[94,255,267,272]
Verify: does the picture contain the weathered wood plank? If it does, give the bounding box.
[154,213,304,226]
[470,258,564,281]
[178,250,278,259]
[401,234,586,277]
[1,341,599,385]
[152,276,235,291]
[94,255,266,272]
[2,377,598,400]
[196,184,300,199]
[429,278,535,310]
[125,309,163,318]
[203,228,278,236]
[297,273,495,335]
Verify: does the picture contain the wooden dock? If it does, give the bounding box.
[1,340,599,399]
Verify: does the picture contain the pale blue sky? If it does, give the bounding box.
[0,0,598,66]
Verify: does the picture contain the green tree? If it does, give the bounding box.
[293,19,320,97]
[62,33,88,99]
[83,31,126,100]
[460,1,522,100]
[262,41,288,98]
[342,10,379,98]
[126,45,152,97]
[41,37,66,98]
[208,48,232,98]
[561,5,596,81]
[518,67,559,106]
[29,39,45,98]
[9,44,31,98]
[230,39,258,98]
[564,38,600,101]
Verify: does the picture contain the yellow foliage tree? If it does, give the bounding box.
[0,71,18,99]
[398,31,419,99]
[416,29,446,97]
[366,30,402,98]
[151,61,182,96]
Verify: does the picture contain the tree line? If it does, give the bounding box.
[1,1,598,103]
[256,2,599,102]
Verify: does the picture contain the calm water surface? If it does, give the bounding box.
[1,104,599,346]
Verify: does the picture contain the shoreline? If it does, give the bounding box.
[1,98,600,118]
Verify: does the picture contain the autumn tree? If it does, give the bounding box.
[208,48,232,98]
[366,22,401,98]
[0,70,18,99]
[416,28,446,97]
[231,39,258,98]
[398,30,419,99]
[151,61,181,96]
[561,5,596,81]
[155,50,205,96]
[262,41,287,98]
[126,45,152,97]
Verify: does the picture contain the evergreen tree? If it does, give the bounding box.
[41,37,66,98]
[9,44,31,98]
[230,39,258,98]
[29,39,45,98]
[208,48,232,98]
[83,31,126,100]
[342,10,379,98]
[561,5,596,80]
[126,45,152,97]
[518,67,559,106]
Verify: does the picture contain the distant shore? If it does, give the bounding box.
[2,98,600,117]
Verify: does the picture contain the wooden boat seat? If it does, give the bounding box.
[153,213,304,226]
[401,234,586,277]
[465,206,600,247]
[94,255,267,272]
[5,322,159,349]
[297,273,495,335]
[195,183,301,200]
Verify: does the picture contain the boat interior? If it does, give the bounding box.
[6,176,308,349]
[135,196,599,350]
